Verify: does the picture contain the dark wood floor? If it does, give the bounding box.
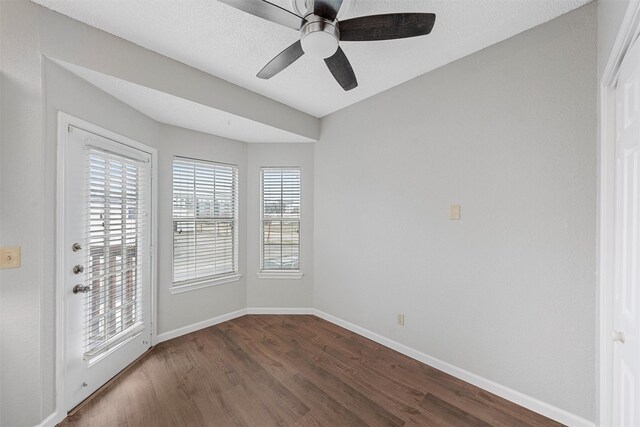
[59,315,562,426]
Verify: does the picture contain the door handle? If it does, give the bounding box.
[612,330,626,343]
[72,284,91,294]
[73,265,84,274]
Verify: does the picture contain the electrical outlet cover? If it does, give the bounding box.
[397,314,405,326]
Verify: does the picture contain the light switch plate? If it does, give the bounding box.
[449,204,461,220]
[0,246,21,269]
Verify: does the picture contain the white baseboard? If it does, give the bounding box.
[311,309,594,427]
[36,410,62,427]
[47,307,594,427]
[155,308,247,343]
[246,307,314,315]
[155,307,313,343]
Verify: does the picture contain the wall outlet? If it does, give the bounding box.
[397,314,405,326]
[0,246,21,269]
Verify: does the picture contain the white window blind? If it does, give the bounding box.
[261,168,300,271]
[85,148,149,356]
[173,157,238,285]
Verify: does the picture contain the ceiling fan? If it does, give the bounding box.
[218,0,436,91]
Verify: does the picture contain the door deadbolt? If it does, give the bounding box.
[72,243,82,252]
[73,265,84,274]
[72,284,90,294]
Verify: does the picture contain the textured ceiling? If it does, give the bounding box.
[54,60,315,143]
[33,0,591,118]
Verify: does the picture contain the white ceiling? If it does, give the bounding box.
[34,0,590,118]
[54,60,315,143]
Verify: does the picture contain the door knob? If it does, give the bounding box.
[612,330,626,343]
[73,265,84,274]
[72,284,90,294]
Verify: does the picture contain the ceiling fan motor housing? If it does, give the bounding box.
[300,15,339,59]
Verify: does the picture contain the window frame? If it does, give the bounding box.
[258,166,303,280]
[171,156,241,294]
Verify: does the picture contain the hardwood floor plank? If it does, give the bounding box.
[280,316,557,427]
[207,327,311,422]
[419,393,493,427]
[291,411,325,427]
[283,373,369,427]
[284,348,406,427]
[254,318,468,425]
[58,315,563,427]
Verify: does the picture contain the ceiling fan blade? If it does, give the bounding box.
[218,0,304,30]
[339,13,436,41]
[257,40,305,79]
[314,0,343,21]
[324,47,357,91]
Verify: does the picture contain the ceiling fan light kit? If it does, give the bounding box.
[218,0,436,91]
[300,16,339,59]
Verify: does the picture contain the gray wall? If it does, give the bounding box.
[0,2,45,425]
[0,2,309,424]
[314,3,597,421]
[246,144,314,309]
[156,124,248,334]
[0,0,605,425]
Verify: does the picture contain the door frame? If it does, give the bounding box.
[599,2,640,425]
[52,112,158,425]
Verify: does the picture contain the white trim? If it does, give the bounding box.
[36,410,61,427]
[170,274,242,294]
[46,305,592,426]
[156,308,312,343]
[256,271,304,280]
[54,112,158,427]
[50,114,68,427]
[598,2,640,426]
[77,126,151,163]
[62,115,157,156]
[156,308,248,343]
[246,307,314,315]
[311,309,594,427]
[150,127,159,347]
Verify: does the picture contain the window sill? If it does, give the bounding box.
[171,273,242,294]
[257,271,304,280]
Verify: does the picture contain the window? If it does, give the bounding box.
[86,147,149,355]
[172,157,238,287]
[261,168,301,272]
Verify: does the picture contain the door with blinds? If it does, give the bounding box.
[63,123,153,412]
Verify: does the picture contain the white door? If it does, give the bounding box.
[613,35,640,427]
[63,124,152,411]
